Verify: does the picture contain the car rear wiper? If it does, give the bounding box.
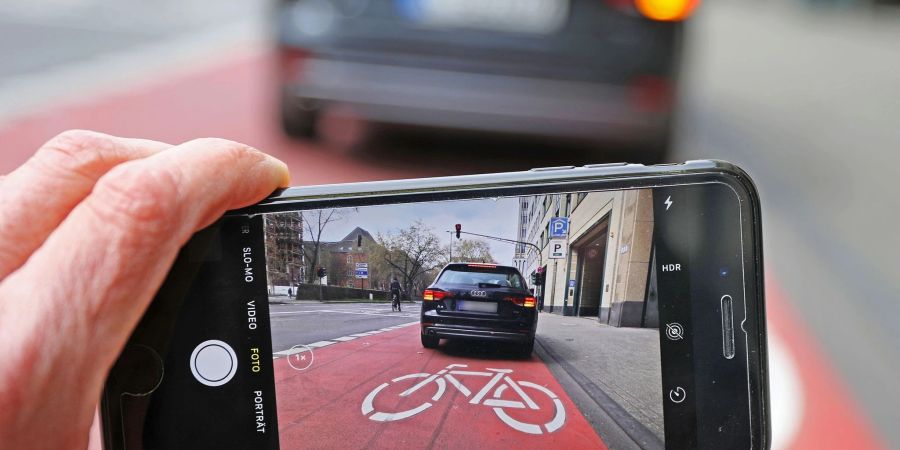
[477,283,503,288]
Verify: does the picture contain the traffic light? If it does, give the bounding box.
[316,267,326,278]
[530,272,544,286]
[455,223,461,239]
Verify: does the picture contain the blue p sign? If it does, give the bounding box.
[549,217,569,238]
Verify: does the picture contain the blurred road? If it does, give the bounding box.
[1,0,897,447]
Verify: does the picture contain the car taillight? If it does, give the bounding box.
[634,0,700,22]
[466,263,497,268]
[279,47,311,81]
[505,296,537,308]
[605,0,635,12]
[423,289,450,301]
[631,75,672,113]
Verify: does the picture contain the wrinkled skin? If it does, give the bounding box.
[0,131,290,450]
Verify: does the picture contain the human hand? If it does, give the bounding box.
[0,131,290,450]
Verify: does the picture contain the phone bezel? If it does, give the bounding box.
[102,161,769,449]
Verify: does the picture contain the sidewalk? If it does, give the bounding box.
[535,312,664,446]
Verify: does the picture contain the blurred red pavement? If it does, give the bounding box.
[0,47,886,449]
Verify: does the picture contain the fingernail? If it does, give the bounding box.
[270,157,291,187]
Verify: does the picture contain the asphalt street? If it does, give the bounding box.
[268,301,421,353]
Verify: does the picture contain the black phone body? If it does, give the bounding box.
[101,161,768,450]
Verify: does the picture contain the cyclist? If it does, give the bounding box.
[390,277,402,312]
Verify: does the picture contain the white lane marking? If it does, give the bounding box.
[273,321,419,358]
[272,347,312,357]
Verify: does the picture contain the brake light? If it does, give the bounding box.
[605,0,634,12]
[631,75,672,112]
[279,47,311,81]
[423,289,450,301]
[505,296,537,308]
[467,263,497,268]
[634,0,700,21]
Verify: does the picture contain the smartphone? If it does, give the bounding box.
[100,161,768,450]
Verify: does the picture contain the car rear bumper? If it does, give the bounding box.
[422,324,533,344]
[283,58,671,143]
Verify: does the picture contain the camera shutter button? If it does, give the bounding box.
[190,340,238,387]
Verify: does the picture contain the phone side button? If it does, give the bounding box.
[529,166,576,172]
[582,163,629,168]
[112,345,165,396]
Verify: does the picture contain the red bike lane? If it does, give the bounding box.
[272,325,606,450]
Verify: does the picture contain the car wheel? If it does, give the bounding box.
[421,333,439,349]
[519,338,535,358]
[279,90,317,139]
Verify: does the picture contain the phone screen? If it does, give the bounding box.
[106,183,757,450]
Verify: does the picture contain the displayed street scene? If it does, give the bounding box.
[262,190,663,449]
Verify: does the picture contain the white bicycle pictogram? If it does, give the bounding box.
[361,363,565,435]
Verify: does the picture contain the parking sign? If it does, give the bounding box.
[549,217,568,238]
[549,239,567,259]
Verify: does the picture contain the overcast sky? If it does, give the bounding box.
[300,196,521,265]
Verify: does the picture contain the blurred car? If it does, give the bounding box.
[420,263,537,356]
[275,0,698,162]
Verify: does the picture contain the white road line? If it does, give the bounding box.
[272,321,419,358]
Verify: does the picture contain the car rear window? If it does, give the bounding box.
[438,267,525,289]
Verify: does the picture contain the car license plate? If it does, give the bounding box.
[456,300,498,313]
[397,0,568,35]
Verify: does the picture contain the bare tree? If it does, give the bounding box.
[445,239,496,264]
[301,209,346,283]
[376,221,444,297]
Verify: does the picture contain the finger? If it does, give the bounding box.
[0,138,289,450]
[0,130,171,279]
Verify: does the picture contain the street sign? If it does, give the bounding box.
[355,262,369,279]
[549,217,569,238]
[549,238,567,259]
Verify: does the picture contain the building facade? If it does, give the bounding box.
[263,212,304,289]
[322,227,375,289]
[515,189,657,328]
